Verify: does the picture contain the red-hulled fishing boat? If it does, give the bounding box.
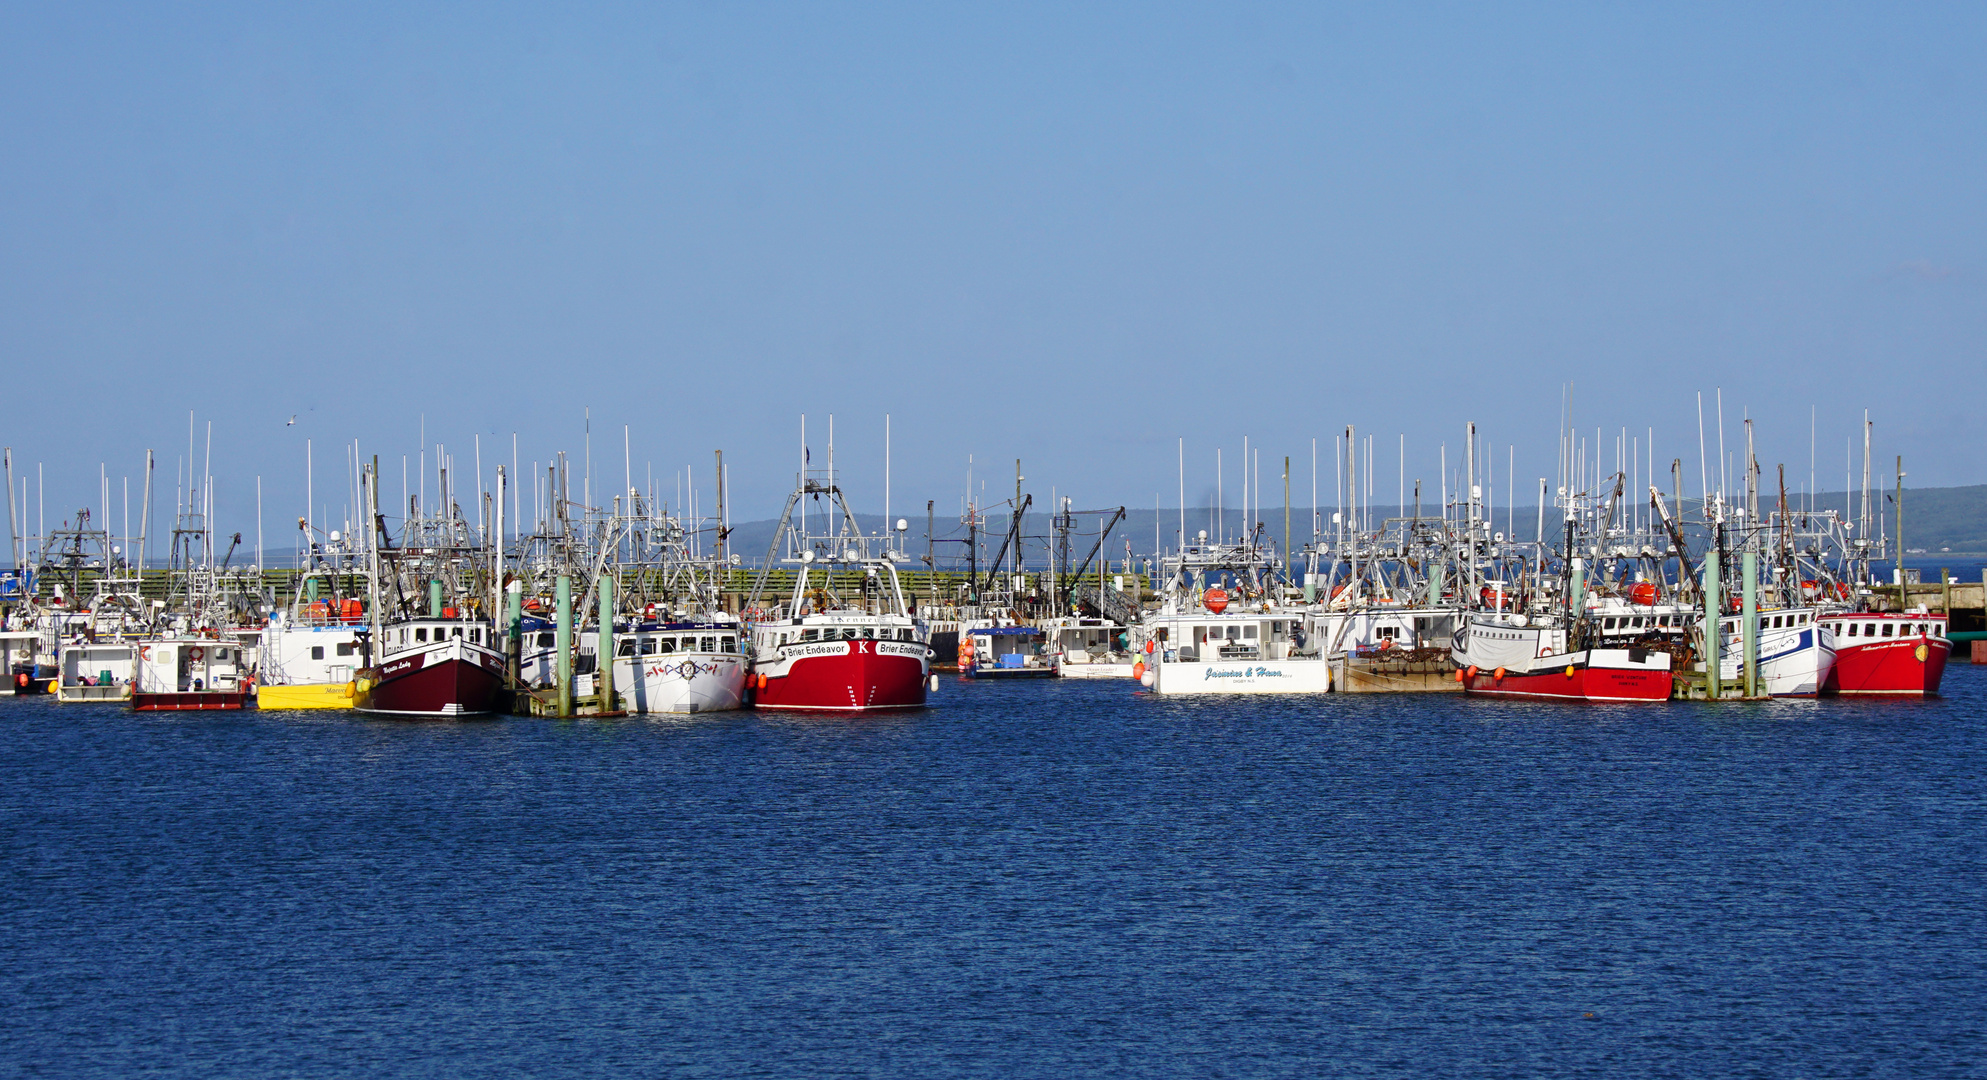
[1451,612,1673,702]
[1818,611,1949,696]
[741,470,930,712]
[354,615,505,717]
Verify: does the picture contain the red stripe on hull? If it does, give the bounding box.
[756,650,927,712]
[1823,639,1949,696]
[132,692,250,711]
[1465,665,1672,703]
[357,656,504,716]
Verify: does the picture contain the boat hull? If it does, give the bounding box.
[754,639,928,712]
[356,644,504,717]
[611,653,748,714]
[1149,657,1332,694]
[132,691,250,711]
[1057,661,1138,679]
[1704,627,1835,697]
[1462,650,1673,703]
[964,664,1057,679]
[1825,637,1949,696]
[257,682,357,710]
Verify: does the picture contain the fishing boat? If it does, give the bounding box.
[962,624,1057,678]
[2,629,52,694]
[1042,616,1137,678]
[571,617,749,714]
[256,596,369,710]
[743,469,930,712]
[1139,541,1328,695]
[1690,609,1835,697]
[1819,611,1947,696]
[748,549,930,711]
[354,613,505,716]
[1450,611,1674,702]
[56,640,136,703]
[131,635,253,710]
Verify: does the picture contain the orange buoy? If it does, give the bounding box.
[1454,668,1465,683]
[1203,588,1229,614]
[443,606,459,619]
[1493,667,1506,681]
[1144,640,1155,655]
[1564,665,1577,678]
[1629,582,1658,606]
[1132,661,1145,679]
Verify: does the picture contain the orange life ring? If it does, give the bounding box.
[188,646,205,662]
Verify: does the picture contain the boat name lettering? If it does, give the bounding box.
[1203,666,1290,680]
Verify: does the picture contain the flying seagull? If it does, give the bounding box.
[287,415,296,426]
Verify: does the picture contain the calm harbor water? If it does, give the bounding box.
[4,671,1985,1077]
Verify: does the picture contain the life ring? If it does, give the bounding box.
[188,646,205,662]
[139,644,152,660]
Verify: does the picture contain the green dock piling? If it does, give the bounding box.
[428,579,444,618]
[1742,551,1759,699]
[597,573,615,713]
[555,574,573,718]
[505,580,522,679]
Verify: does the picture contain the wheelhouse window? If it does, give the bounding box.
[337,642,356,657]
[1882,624,1894,637]
[640,639,657,655]
[311,646,325,660]
[656,638,675,654]
[415,628,428,642]
[721,636,736,651]
[700,637,716,652]
[537,632,555,647]
[802,629,819,642]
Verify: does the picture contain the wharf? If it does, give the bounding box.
[1329,649,1460,693]
[514,688,627,718]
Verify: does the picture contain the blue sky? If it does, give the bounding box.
[2,4,1982,543]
